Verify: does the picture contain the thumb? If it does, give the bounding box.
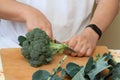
[45,29,53,39]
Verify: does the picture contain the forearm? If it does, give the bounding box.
[90,0,119,32]
[0,0,38,22]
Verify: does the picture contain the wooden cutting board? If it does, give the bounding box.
[0,46,108,80]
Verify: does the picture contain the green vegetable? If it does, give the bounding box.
[47,55,67,80]
[18,28,68,67]
[32,55,67,80]
[32,70,50,80]
[32,52,120,80]
[87,54,110,80]
[112,63,120,80]
[65,62,81,77]
[32,70,62,80]
[72,67,85,80]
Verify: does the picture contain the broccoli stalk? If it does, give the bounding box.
[18,28,68,67]
[50,42,68,54]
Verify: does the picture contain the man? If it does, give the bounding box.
[0,0,119,56]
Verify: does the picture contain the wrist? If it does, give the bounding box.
[86,24,102,39]
[21,6,44,23]
[84,26,99,40]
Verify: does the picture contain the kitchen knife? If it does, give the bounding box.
[54,39,76,53]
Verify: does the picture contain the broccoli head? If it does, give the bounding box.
[18,28,67,67]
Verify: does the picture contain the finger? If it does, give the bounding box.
[84,48,93,56]
[62,40,71,55]
[68,39,77,49]
[65,50,71,55]
[45,28,53,38]
[71,52,77,57]
[77,45,87,57]
[73,42,83,56]
[27,26,35,31]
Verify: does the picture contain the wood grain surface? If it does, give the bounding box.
[0,46,108,80]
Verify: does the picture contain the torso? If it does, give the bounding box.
[0,0,95,48]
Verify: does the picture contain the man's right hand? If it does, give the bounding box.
[24,7,53,38]
[0,0,53,38]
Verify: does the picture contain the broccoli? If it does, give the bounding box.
[18,28,67,67]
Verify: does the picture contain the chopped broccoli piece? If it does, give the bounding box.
[18,28,67,67]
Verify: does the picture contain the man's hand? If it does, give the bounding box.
[0,0,53,38]
[65,27,99,57]
[65,0,119,57]
[25,7,53,38]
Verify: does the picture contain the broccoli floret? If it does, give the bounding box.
[18,28,67,67]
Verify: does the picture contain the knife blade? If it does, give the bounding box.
[54,39,76,53]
